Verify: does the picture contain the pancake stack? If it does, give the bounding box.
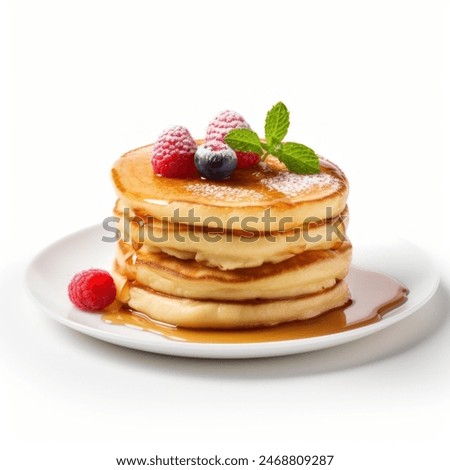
[111,143,351,329]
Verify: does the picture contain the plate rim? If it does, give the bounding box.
[25,224,440,359]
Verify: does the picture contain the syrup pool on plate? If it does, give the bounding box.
[102,267,409,344]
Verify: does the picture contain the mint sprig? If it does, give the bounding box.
[278,142,320,174]
[265,101,290,147]
[223,129,263,156]
[224,102,320,174]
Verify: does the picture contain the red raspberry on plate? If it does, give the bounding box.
[68,269,116,311]
[151,125,198,178]
[205,110,260,169]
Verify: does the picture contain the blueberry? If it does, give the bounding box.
[194,142,237,180]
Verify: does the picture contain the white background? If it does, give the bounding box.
[1,0,449,469]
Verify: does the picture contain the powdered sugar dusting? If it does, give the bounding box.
[185,170,341,202]
[185,183,264,201]
[261,172,340,197]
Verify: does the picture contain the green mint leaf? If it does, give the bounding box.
[264,102,290,146]
[267,141,283,158]
[225,129,263,156]
[278,142,320,174]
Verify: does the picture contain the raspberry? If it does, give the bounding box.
[235,151,260,169]
[205,110,260,169]
[203,140,229,152]
[151,126,198,178]
[205,110,251,142]
[68,269,116,311]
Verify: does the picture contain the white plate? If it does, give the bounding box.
[25,225,439,359]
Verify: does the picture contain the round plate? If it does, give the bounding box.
[25,225,439,359]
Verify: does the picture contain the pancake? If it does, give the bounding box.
[114,200,349,270]
[115,240,352,301]
[110,139,352,329]
[111,268,350,329]
[112,142,349,232]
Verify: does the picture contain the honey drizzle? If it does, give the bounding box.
[102,267,408,344]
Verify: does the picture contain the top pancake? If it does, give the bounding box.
[112,142,349,231]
